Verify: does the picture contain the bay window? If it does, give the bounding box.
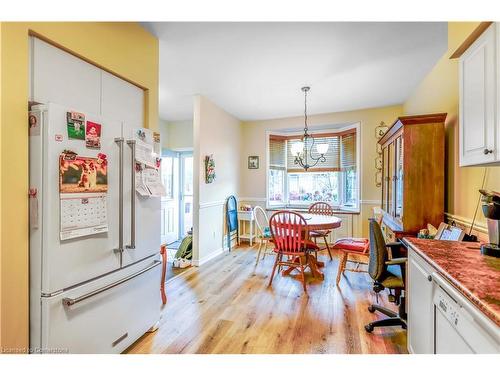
[267,126,359,210]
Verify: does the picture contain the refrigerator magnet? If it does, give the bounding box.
[29,112,41,136]
[66,111,85,140]
[85,121,102,149]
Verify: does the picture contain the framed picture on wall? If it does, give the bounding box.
[248,156,259,169]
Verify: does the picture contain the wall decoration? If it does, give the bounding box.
[85,121,102,149]
[59,152,108,193]
[66,111,86,140]
[375,121,389,187]
[248,155,259,169]
[205,155,216,184]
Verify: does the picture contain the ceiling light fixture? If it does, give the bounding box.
[290,86,329,171]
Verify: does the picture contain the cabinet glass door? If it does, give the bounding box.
[387,142,395,216]
[382,146,389,212]
[395,136,404,219]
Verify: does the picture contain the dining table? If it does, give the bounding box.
[281,213,342,280]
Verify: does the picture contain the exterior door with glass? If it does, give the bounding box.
[161,151,179,244]
[179,153,193,236]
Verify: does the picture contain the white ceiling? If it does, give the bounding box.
[143,22,447,122]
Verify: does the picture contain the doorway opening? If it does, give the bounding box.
[161,150,193,280]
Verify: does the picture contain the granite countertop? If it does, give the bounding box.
[404,238,500,327]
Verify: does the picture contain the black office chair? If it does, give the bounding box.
[364,219,407,333]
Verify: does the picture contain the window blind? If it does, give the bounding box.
[270,129,357,173]
[340,131,357,170]
[269,137,286,169]
[286,136,341,172]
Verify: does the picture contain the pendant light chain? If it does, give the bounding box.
[304,87,308,134]
[292,86,328,171]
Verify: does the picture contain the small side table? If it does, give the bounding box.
[238,210,256,246]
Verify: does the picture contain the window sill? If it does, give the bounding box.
[266,205,360,215]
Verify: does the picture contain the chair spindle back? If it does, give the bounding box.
[309,202,334,216]
[269,210,308,254]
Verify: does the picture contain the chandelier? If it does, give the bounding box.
[290,86,329,171]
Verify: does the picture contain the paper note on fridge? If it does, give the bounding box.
[135,169,151,197]
[135,168,166,197]
[143,168,167,197]
[135,140,156,168]
[134,128,161,168]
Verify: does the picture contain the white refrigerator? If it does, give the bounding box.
[29,102,161,353]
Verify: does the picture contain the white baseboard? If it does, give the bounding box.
[192,247,225,267]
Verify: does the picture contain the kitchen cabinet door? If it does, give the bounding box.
[31,37,101,114]
[407,249,435,353]
[459,23,496,166]
[101,71,144,125]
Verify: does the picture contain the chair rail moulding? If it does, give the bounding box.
[360,200,381,205]
[238,197,268,202]
[444,212,488,235]
[199,200,227,209]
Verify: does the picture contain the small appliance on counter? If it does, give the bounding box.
[479,189,500,257]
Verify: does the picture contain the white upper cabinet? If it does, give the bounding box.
[459,23,497,166]
[31,37,102,115]
[101,71,144,126]
[30,37,145,127]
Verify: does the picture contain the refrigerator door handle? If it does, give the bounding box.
[126,140,136,250]
[62,260,161,307]
[114,137,125,256]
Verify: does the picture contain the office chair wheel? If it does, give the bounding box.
[368,305,376,313]
[364,323,374,333]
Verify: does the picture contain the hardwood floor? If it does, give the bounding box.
[125,245,407,354]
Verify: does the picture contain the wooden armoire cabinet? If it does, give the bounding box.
[378,113,446,242]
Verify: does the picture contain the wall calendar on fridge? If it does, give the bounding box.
[59,151,109,240]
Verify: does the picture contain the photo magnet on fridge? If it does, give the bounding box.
[29,112,41,136]
[66,111,85,140]
[85,121,102,149]
[59,152,108,193]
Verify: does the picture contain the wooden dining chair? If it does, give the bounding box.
[333,238,370,285]
[308,202,334,260]
[268,210,319,292]
[334,211,382,285]
[253,206,273,265]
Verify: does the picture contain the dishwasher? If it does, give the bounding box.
[432,273,500,354]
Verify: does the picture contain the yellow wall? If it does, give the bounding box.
[239,105,404,237]
[404,22,498,233]
[0,22,158,351]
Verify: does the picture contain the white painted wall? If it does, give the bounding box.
[192,96,242,265]
[159,119,193,151]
